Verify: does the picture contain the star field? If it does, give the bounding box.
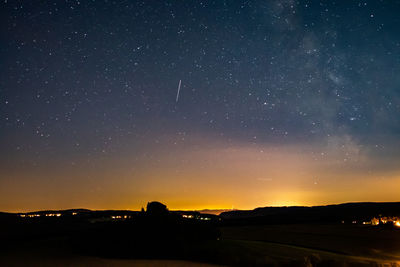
[1,0,400,211]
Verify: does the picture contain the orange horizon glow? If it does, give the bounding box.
[1,134,400,213]
[5,199,400,214]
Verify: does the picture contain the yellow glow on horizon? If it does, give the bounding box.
[1,135,400,212]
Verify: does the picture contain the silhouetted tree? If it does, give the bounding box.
[146,201,168,216]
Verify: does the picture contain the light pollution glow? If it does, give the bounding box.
[2,1,400,214]
[0,134,399,212]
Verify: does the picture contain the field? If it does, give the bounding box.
[1,221,400,266]
[218,223,400,266]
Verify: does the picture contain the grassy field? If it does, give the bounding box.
[205,239,400,266]
[219,223,400,265]
[2,223,400,266]
[3,237,398,267]
[0,238,220,267]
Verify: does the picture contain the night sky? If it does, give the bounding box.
[1,0,400,212]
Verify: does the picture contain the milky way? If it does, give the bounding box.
[1,1,400,211]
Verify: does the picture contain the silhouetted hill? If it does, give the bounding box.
[220,202,400,224]
[196,209,237,215]
[21,209,91,215]
[0,212,15,216]
[1,202,400,265]
[0,212,18,222]
[0,202,221,263]
[2,201,400,225]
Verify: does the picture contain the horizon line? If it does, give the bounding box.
[2,200,400,214]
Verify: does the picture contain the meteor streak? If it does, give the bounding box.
[176,79,182,103]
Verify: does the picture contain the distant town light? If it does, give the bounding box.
[371,218,379,225]
[45,213,61,217]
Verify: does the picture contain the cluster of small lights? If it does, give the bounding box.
[182,214,211,221]
[111,215,130,220]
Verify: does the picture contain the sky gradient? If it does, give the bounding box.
[1,0,400,212]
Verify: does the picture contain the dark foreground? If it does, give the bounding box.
[2,202,400,266]
[1,220,400,266]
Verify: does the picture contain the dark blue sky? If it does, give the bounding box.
[1,1,400,211]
